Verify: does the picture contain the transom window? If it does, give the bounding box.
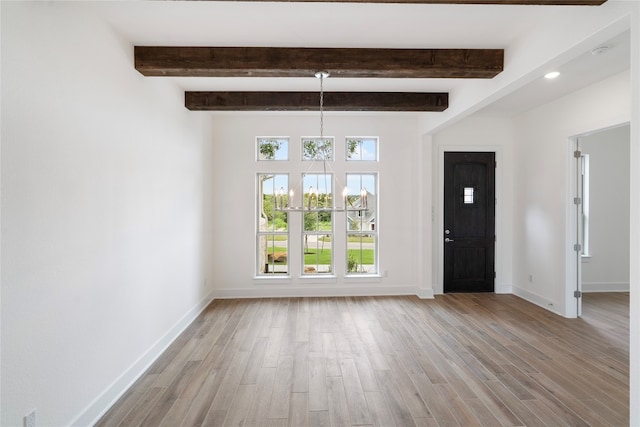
[302,137,333,161]
[346,137,378,161]
[257,137,288,161]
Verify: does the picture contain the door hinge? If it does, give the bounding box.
[574,243,582,252]
[574,290,582,298]
[574,150,582,158]
[573,197,582,205]
[494,271,497,278]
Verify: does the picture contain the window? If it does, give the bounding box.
[346,137,377,161]
[302,137,333,161]
[346,174,377,274]
[257,174,289,275]
[255,136,379,277]
[463,187,475,204]
[258,137,288,161]
[302,173,333,275]
[581,154,590,257]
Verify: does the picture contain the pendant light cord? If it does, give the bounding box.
[320,72,325,141]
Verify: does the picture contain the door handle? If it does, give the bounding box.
[445,238,454,243]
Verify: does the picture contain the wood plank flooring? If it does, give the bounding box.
[96,293,629,426]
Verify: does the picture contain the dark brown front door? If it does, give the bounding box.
[444,152,495,293]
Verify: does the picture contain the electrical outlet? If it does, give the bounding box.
[24,409,36,427]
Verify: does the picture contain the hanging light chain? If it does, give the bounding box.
[315,71,329,157]
[319,72,325,141]
[275,70,364,213]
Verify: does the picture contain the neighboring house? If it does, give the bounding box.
[347,191,377,232]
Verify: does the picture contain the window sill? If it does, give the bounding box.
[253,274,383,283]
[345,274,383,283]
[253,275,293,283]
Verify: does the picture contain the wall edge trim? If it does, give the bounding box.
[69,291,216,427]
[512,285,565,317]
[213,285,421,299]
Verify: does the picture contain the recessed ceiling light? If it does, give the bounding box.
[545,71,560,79]
[591,45,610,55]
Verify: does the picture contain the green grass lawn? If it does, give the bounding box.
[347,249,374,264]
[304,249,332,265]
[268,247,374,265]
[318,236,375,243]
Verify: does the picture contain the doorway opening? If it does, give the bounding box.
[570,123,630,317]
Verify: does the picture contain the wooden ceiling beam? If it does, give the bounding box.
[185,91,449,112]
[135,47,503,79]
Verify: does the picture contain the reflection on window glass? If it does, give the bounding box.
[258,137,289,161]
[346,137,378,161]
[257,173,289,275]
[464,187,475,204]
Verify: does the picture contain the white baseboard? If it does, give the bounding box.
[416,287,435,299]
[495,283,513,294]
[70,291,216,427]
[213,285,424,299]
[512,285,563,316]
[582,282,630,292]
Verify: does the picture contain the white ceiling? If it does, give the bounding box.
[481,30,630,115]
[99,1,631,128]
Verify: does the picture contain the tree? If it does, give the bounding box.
[303,138,333,160]
[259,139,282,160]
[346,138,360,159]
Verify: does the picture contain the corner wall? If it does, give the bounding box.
[629,3,639,424]
[512,70,631,315]
[1,3,213,425]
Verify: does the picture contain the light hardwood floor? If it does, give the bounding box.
[96,293,629,426]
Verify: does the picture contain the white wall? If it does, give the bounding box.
[629,4,640,424]
[431,115,515,294]
[580,125,630,292]
[1,3,213,425]
[210,113,427,298]
[512,70,630,316]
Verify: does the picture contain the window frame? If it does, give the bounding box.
[257,137,289,161]
[302,137,334,161]
[581,154,591,257]
[256,173,290,276]
[346,137,378,162]
[254,135,381,279]
[301,172,334,276]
